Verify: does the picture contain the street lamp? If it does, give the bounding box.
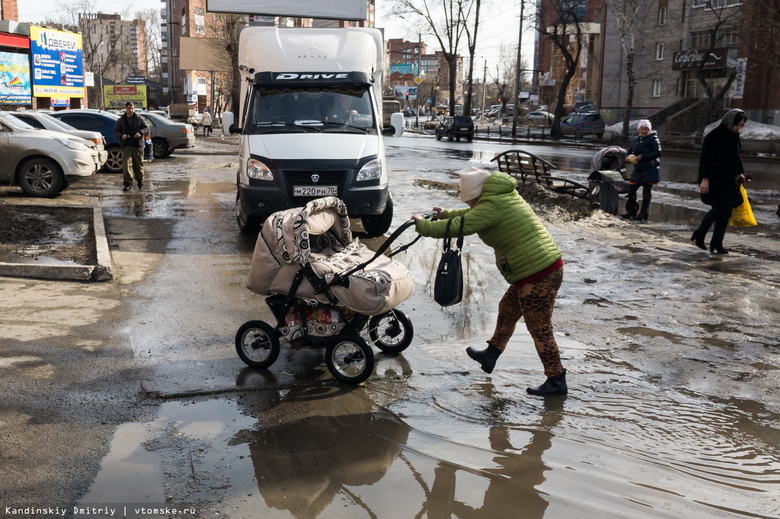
[97,41,105,110]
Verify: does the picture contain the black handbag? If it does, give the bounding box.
[434,216,464,307]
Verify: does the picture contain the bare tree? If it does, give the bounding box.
[136,8,162,83]
[609,0,651,140]
[208,13,247,116]
[487,43,520,117]
[690,2,743,128]
[460,0,482,116]
[533,0,588,136]
[388,0,469,116]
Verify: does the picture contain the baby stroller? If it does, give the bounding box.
[587,146,632,215]
[236,197,418,384]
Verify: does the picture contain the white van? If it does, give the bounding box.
[222,27,403,236]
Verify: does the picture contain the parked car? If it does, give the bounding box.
[48,109,123,173]
[14,111,108,168]
[573,101,597,113]
[0,111,97,197]
[435,116,475,142]
[557,112,606,138]
[139,111,196,158]
[526,110,554,126]
[484,107,501,119]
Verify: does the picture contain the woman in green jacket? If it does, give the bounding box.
[412,169,568,396]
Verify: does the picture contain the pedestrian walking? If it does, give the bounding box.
[411,169,568,396]
[113,102,150,191]
[691,109,748,254]
[622,120,661,221]
[201,109,213,136]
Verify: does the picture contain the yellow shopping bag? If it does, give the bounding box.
[730,184,757,227]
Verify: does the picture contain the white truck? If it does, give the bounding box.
[222,27,404,236]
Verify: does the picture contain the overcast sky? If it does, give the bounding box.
[17,0,535,80]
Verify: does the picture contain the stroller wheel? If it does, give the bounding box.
[368,310,414,354]
[326,335,375,384]
[235,320,280,369]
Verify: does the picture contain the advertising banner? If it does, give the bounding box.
[29,26,85,98]
[0,51,32,104]
[672,47,727,71]
[207,0,366,20]
[103,85,148,109]
[732,58,746,99]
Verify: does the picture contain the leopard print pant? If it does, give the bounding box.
[488,267,564,378]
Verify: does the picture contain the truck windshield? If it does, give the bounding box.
[248,87,375,135]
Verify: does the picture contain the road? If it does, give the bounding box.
[0,133,778,519]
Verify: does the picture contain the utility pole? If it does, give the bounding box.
[416,32,422,127]
[512,0,524,137]
[481,59,487,116]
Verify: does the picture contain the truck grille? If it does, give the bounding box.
[285,171,346,185]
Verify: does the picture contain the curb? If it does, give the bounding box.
[0,206,114,282]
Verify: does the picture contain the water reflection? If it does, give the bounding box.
[419,385,565,519]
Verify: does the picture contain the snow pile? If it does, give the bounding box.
[703,119,779,140]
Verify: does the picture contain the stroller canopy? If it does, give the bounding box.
[591,146,627,174]
[247,197,414,316]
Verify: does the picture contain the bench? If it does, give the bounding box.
[490,149,589,200]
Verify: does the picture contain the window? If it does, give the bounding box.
[194,7,205,35]
[658,7,667,25]
[652,80,662,97]
[692,0,742,7]
[690,30,711,48]
[655,43,665,60]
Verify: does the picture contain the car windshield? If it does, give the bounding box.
[0,112,36,130]
[38,113,78,131]
[453,117,472,125]
[248,86,375,135]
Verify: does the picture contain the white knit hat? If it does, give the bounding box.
[459,168,491,202]
[637,119,652,131]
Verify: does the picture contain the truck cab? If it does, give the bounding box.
[222,27,403,236]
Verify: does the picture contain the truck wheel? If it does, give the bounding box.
[236,192,262,234]
[152,138,169,159]
[18,157,64,198]
[596,132,604,138]
[104,146,122,173]
[360,195,393,238]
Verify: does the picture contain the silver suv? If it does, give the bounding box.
[0,112,97,197]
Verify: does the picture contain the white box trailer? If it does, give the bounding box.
[222,27,403,236]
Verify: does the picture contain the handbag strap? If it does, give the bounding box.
[442,215,465,252]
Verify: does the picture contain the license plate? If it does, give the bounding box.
[459,127,469,131]
[293,185,337,197]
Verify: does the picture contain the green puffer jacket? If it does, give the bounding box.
[415,172,562,284]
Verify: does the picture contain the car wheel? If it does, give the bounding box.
[360,195,393,238]
[436,131,442,141]
[104,146,122,173]
[152,138,169,159]
[236,191,262,235]
[17,157,64,198]
[596,132,604,138]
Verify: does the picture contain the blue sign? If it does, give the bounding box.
[29,26,84,98]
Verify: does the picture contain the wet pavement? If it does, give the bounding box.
[1,134,778,518]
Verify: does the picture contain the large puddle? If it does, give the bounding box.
[77,376,779,518]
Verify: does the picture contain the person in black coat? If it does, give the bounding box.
[113,102,150,191]
[622,120,661,221]
[691,109,747,254]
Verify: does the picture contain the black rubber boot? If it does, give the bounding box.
[526,369,568,396]
[633,194,651,221]
[710,242,729,254]
[466,343,503,374]
[622,195,638,219]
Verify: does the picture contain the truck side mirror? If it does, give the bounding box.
[390,112,404,137]
[221,112,235,136]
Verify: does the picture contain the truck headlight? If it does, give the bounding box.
[247,158,273,180]
[356,159,381,181]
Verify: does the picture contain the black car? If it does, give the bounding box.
[435,116,475,142]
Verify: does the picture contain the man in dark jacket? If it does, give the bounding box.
[113,102,150,191]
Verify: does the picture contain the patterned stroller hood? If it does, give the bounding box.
[591,146,627,174]
[247,197,414,316]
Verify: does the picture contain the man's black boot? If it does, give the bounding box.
[466,344,503,374]
[527,369,568,396]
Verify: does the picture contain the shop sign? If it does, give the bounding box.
[0,51,32,104]
[30,26,85,98]
[672,47,727,70]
